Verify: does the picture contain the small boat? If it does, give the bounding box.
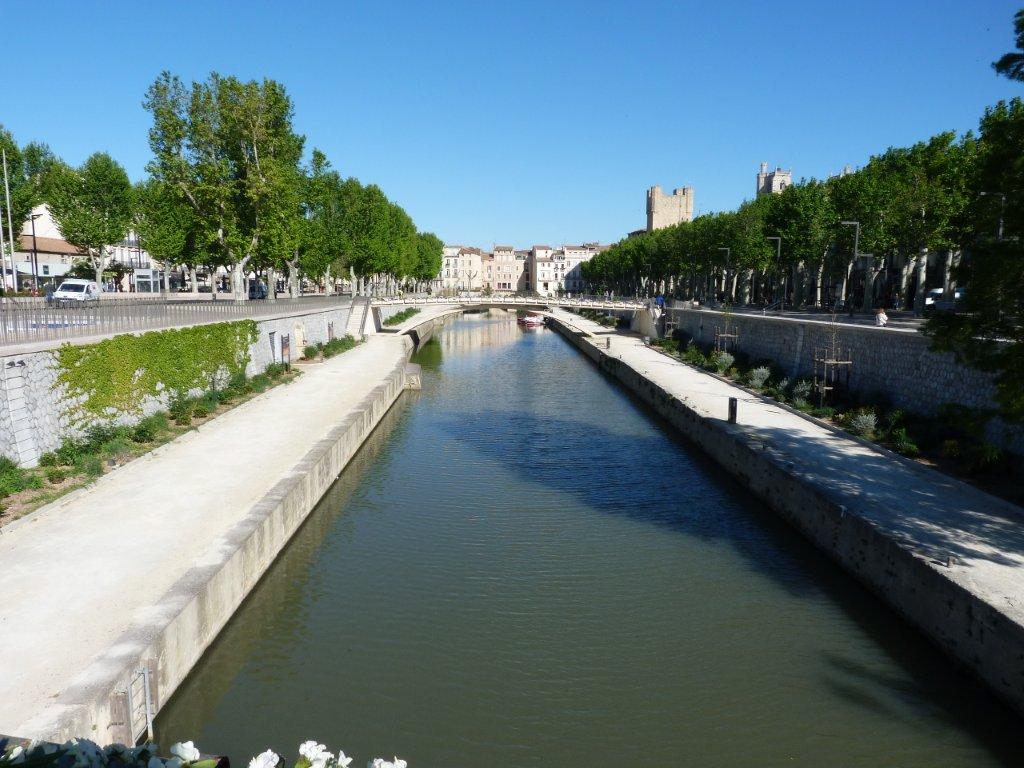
[517,314,545,327]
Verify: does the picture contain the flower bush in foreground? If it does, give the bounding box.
[0,739,405,768]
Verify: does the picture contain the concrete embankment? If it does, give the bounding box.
[547,310,1024,718]
[0,334,422,744]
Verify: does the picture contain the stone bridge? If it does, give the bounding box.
[365,295,660,339]
[372,295,647,312]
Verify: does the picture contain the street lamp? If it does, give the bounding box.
[766,236,782,311]
[978,192,1005,241]
[28,213,42,292]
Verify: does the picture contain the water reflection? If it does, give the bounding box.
[156,314,1018,768]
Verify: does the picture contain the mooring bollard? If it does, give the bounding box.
[728,397,738,424]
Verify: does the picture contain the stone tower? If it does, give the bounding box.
[756,162,793,196]
[646,186,694,231]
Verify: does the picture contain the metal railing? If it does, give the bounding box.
[372,294,646,310]
[0,294,353,348]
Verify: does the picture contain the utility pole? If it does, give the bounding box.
[2,149,17,292]
[28,213,42,291]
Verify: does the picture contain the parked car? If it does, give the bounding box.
[248,281,268,300]
[52,279,101,304]
[924,287,967,314]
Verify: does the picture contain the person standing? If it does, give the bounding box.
[875,307,888,327]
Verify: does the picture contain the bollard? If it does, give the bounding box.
[606,337,611,350]
[728,397,738,424]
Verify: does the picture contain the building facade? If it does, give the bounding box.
[438,245,485,292]
[756,162,793,196]
[434,242,608,296]
[646,185,694,231]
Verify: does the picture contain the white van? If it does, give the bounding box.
[53,279,101,304]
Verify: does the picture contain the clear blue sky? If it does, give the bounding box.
[1,0,1022,248]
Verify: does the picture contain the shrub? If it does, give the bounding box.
[100,437,135,462]
[965,442,1003,473]
[812,406,836,419]
[170,398,193,426]
[132,413,168,443]
[302,345,320,361]
[747,366,771,389]
[226,371,252,397]
[846,408,877,439]
[75,454,104,478]
[265,362,287,378]
[249,374,271,392]
[38,451,59,467]
[46,468,68,484]
[792,379,812,401]
[682,342,707,367]
[322,335,357,358]
[0,456,42,498]
[56,439,86,466]
[890,427,920,456]
[940,438,961,459]
[712,351,734,373]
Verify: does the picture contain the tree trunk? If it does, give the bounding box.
[267,266,277,302]
[942,249,954,293]
[232,257,252,301]
[814,258,825,307]
[286,256,300,298]
[912,247,928,315]
[324,268,332,296]
[190,266,199,295]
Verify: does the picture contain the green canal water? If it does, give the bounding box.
[156,312,1019,767]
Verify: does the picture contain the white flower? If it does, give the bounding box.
[249,750,281,768]
[7,747,24,764]
[64,739,104,768]
[368,759,407,768]
[336,751,353,768]
[171,742,201,763]
[299,742,327,762]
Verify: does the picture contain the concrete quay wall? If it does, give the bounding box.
[0,305,352,467]
[549,316,1024,717]
[41,344,419,745]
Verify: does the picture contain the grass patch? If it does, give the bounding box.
[383,307,421,326]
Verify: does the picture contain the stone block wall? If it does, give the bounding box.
[671,308,1022,450]
[0,304,352,467]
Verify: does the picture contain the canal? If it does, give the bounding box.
[157,311,1018,767]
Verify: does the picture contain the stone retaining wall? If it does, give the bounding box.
[39,347,418,744]
[0,305,352,467]
[671,308,1023,451]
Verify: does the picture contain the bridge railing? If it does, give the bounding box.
[0,294,353,348]
[371,294,646,310]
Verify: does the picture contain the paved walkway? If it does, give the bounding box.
[551,309,1024,630]
[0,334,411,738]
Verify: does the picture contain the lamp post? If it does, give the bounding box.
[979,192,1005,241]
[28,213,42,292]
[766,236,782,311]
